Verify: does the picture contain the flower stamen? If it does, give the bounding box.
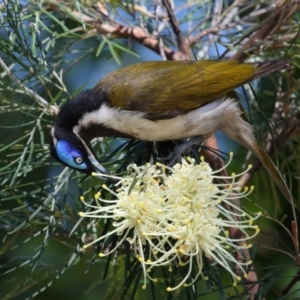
[83,156,260,290]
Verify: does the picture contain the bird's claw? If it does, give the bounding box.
[158,136,206,167]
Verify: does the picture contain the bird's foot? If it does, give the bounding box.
[158,136,206,166]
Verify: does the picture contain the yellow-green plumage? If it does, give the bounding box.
[96,60,286,114]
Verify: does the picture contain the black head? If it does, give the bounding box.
[50,125,110,176]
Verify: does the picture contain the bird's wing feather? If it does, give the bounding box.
[96,60,256,117]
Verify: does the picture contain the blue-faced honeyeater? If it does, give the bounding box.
[49,59,292,200]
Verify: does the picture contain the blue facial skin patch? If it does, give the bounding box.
[56,140,87,170]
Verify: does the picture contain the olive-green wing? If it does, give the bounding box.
[96,60,271,115]
[97,60,256,114]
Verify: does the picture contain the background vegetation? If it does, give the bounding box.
[1,0,300,299]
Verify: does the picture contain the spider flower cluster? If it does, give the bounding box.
[79,154,261,290]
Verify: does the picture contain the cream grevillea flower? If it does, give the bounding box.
[79,153,261,291]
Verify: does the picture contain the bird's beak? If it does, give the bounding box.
[88,155,110,175]
[73,131,112,177]
[89,155,119,183]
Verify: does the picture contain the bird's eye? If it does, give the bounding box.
[74,157,83,164]
[56,140,88,170]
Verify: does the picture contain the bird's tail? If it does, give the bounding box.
[220,96,294,206]
[251,59,292,81]
[250,139,293,205]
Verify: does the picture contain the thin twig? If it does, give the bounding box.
[281,270,300,296]
[162,0,190,59]
[63,5,188,61]
[231,1,300,61]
